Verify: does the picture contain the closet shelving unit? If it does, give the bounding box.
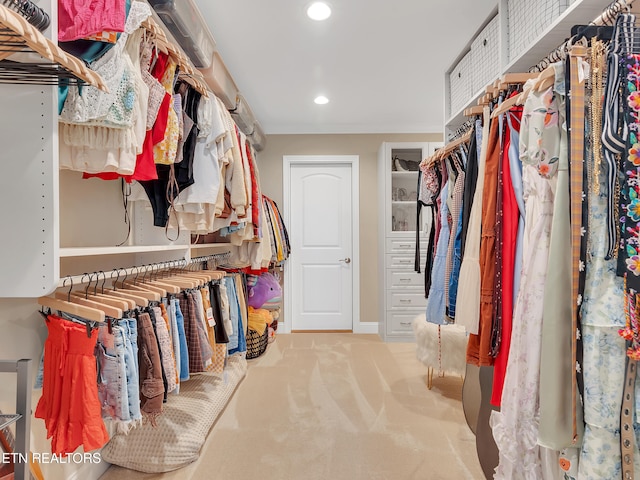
[378,142,442,342]
[0,0,235,297]
[444,0,618,138]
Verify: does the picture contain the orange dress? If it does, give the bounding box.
[466,114,500,366]
[35,314,109,455]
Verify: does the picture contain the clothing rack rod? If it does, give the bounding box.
[591,0,635,26]
[55,252,231,287]
[530,0,636,71]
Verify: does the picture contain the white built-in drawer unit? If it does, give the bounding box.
[387,291,428,309]
[378,142,442,342]
[386,270,424,289]
[385,237,428,253]
[386,254,424,269]
[386,312,417,336]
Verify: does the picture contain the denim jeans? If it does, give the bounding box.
[448,206,465,318]
[97,324,130,423]
[225,276,246,355]
[120,318,141,423]
[168,299,186,385]
[34,348,45,389]
[152,306,177,394]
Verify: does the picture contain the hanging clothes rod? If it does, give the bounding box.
[55,252,232,288]
[445,118,474,144]
[0,6,108,90]
[530,0,636,72]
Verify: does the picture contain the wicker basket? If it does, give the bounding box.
[246,327,268,359]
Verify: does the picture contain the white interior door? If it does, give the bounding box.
[289,162,354,330]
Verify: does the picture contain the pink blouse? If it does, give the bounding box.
[58,0,126,42]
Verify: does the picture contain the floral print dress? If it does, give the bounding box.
[490,76,582,479]
[581,52,640,479]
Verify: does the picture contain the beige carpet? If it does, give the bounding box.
[101,333,484,480]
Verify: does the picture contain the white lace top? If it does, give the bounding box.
[59,1,151,128]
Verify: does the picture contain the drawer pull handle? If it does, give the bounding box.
[399,278,412,282]
[399,244,413,248]
[399,299,412,304]
[399,321,412,326]
[398,260,411,264]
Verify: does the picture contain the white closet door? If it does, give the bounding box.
[290,162,353,331]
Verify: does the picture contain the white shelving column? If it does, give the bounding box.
[0,0,59,297]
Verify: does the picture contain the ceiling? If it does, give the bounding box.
[193,0,498,135]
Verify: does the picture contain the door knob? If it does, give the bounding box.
[339,258,351,264]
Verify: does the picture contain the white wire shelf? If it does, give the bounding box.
[59,245,190,257]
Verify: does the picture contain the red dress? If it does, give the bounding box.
[491,105,523,407]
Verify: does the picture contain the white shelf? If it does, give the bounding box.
[60,244,190,257]
[444,0,614,131]
[392,201,416,205]
[446,86,486,131]
[391,171,419,176]
[190,243,233,250]
[503,0,610,74]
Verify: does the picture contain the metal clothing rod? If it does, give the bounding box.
[448,118,474,142]
[530,0,636,72]
[55,252,232,288]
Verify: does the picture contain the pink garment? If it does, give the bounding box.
[58,0,126,42]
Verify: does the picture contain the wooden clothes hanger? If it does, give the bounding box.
[37,296,105,323]
[424,129,473,168]
[54,292,123,319]
[143,272,182,294]
[141,17,209,97]
[69,291,130,312]
[68,273,133,311]
[102,270,150,307]
[104,288,149,307]
[114,281,162,301]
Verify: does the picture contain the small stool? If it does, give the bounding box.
[412,315,467,389]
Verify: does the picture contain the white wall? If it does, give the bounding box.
[259,133,443,331]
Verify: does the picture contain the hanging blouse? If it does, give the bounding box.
[456,106,491,334]
[58,0,126,42]
[59,2,152,176]
[153,56,180,165]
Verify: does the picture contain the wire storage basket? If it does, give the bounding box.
[471,14,501,95]
[448,50,474,118]
[508,0,573,62]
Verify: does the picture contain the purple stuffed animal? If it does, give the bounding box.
[247,272,282,309]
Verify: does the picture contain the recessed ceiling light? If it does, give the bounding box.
[314,95,329,105]
[307,2,331,21]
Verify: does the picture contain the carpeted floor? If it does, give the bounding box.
[100,333,484,480]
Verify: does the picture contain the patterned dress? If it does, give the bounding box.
[490,82,560,480]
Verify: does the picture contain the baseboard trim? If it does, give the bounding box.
[291,330,353,333]
[353,322,378,335]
